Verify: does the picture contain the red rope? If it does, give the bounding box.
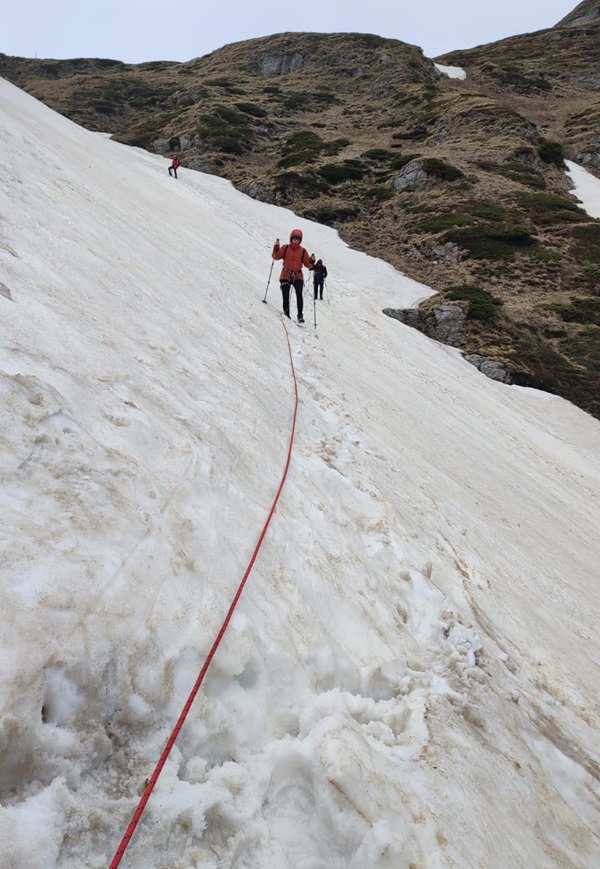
[108,314,299,868]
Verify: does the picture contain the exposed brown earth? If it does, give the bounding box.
[1,4,599,417]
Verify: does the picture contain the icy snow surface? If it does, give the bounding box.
[1,76,599,868]
[566,159,600,219]
[433,63,467,80]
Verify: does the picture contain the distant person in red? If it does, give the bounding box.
[272,229,314,323]
[168,156,181,178]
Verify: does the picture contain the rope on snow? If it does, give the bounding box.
[109,312,299,868]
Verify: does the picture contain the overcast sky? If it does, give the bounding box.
[3,0,580,64]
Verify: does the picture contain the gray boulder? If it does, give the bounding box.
[257,52,306,76]
[392,160,432,192]
[465,354,512,383]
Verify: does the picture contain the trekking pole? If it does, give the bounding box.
[313,287,317,329]
[263,259,274,304]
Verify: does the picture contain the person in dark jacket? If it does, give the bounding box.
[312,259,328,300]
[272,229,314,322]
[168,157,181,178]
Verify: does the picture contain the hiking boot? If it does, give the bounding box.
[298,315,305,323]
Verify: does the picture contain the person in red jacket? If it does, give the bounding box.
[272,229,314,322]
[168,156,181,178]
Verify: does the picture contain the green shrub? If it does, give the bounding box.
[392,126,429,141]
[212,106,246,125]
[94,100,118,114]
[485,65,552,93]
[318,160,366,182]
[278,130,324,168]
[311,90,338,105]
[551,298,600,325]
[273,172,330,198]
[282,93,309,111]
[277,131,349,168]
[235,102,268,118]
[421,158,464,182]
[444,285,504,321]
[445,224,536,260]
[365,186,395,202]
[491,159,546,190]
[417,213,473,232]
[559,327,600,368]
[286,131,322,149]
[538,139,565,167]
[203,78,246,94]
[278,151,318,168]
[304,206,362,225]
[513,191,587,224]
[390,153,420,170]
[378,117,403,129]
[529,246,564,263]
[205,77,234,87]
[464,202,509,221]
[199,105,253,153]
[363,148,395,161]
[508,324,600,419]
[271,90,338,111]
[323,138,351,155]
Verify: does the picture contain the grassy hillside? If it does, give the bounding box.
[2,18,599,417]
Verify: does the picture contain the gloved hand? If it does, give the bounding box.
[273,238,280,252]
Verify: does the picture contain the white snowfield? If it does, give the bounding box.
[567,159,600,219]
[433,63,467,80]
[1,76,599,869]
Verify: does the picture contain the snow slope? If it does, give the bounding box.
[1,77,599,869]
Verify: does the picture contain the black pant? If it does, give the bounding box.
[280,279,304,318]
[314,277,324,299]
[168,166,177,178]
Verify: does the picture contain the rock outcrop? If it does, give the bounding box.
[556,0,600,27]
